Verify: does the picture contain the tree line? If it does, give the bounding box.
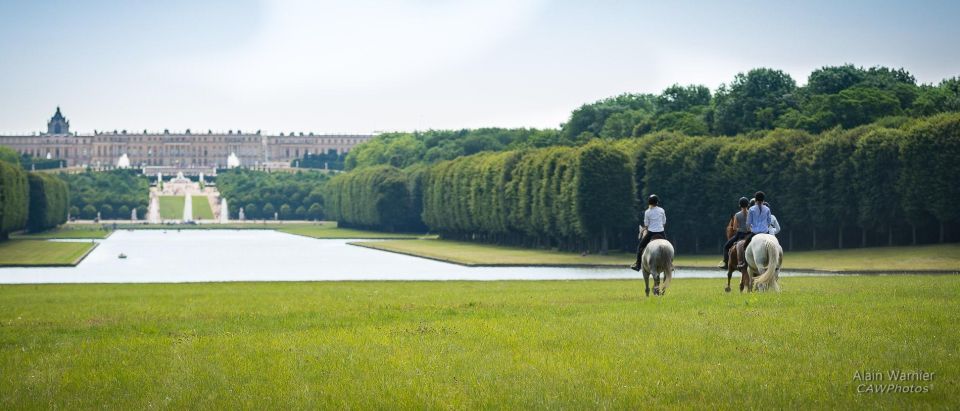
[58,170,149,220]
[325,112,960,252]
[217,169,328,220]
[0,147,69,238]
[344,65,959,173]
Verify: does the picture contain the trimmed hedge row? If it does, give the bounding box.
[324,166,419,232]
[27,172,69,232]
[422,141,635,252]
[0,160,29,239]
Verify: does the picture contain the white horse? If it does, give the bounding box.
[641,237,675,296]
[744,233,783,292]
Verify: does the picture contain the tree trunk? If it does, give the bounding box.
[838,225,844,249]
[600,228,609,255]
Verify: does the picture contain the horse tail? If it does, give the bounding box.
[753,238,781,292]
[661,243,674,293]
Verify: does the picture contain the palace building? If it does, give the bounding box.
[0,108,374,169]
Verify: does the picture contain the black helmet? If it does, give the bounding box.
[738,197,749,208]
[648,194,660,205]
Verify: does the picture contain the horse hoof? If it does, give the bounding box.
[724,286,731,293]
[653,288,660,296]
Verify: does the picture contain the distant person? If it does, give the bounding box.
[718,197,750,269]
[737,191,772,269]
[631,194,666,271]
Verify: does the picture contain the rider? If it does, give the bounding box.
[631,194,666,271]
[718,197,750,268]
[737,191,772,269]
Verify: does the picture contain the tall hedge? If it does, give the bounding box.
[0,160,29,239]
[324,166,418,232]
[422,141,635,252]
[27,173,69,232]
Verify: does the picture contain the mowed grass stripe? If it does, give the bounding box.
[158,196,184,220]
[0,277,956,409]
[0,240,96,266]
[11,225,112,240]
[354,239,960,272]
[191,195,214,220]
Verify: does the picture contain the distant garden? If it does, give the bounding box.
[217,169,329,220]
[58,170,149,220]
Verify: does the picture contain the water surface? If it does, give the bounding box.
[0,230,828,284]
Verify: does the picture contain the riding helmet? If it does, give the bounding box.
[648,194,660,205]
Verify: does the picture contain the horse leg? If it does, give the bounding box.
[653,272,661,296]
[643,269,650,297]
[726,268,733,293]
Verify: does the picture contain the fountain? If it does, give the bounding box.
[220,198,229,223]
[183,195,193,222]
[227,152,240,169]
[239,207,245,221]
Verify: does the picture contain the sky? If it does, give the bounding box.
[1,0,958,135]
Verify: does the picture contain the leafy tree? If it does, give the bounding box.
[100,204,113,219]
[562,93,656,138]
[81,205,97,220]
[262,203,276,219]
[713,68,798,134]
[656,84,711,114]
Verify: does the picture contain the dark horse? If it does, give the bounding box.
[724,240,753,292]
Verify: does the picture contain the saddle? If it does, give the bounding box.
[649,232,666,241]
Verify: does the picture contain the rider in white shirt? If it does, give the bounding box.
[631,194,666,271]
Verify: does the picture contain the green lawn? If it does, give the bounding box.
[354,239,960,272]
[159,196,185,220]
[0,277,956,408]
[279,223,426,239]
[0,240,96,266]
[191,195,214,220]
[11,225,112,240]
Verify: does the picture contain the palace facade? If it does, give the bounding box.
[0,108,374,168]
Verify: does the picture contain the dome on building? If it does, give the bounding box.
[116,153,130,168]
[227,152,240,168]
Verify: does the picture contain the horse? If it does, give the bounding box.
[639,228,675,296]
[724,240,752,292]
[744,233,783,292]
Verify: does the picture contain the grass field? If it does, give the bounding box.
[279,224,426,239]
[159,196,185,220]
[354,239,960,272]
[191,195,214,220]
[11,225,112,240]
[0,277,956,408]
[0,240,96,266]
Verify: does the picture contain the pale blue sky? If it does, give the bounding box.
[1,0,958,134]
